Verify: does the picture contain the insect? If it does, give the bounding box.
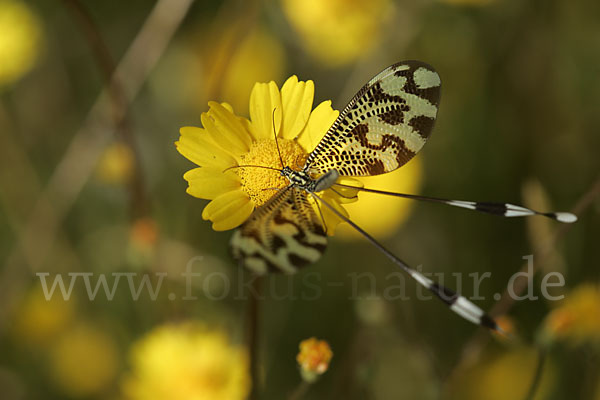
[230,61,576,332]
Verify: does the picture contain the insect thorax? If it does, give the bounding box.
[281,166,339,193]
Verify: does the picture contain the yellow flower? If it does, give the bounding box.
[11,284,75,347]
[281,0,393,67]
[445,347,555,400]
[354,294,390,326]
[207,27,286,114]
[176,76,361,234]
[439,0,494,5]
[0,0,42,87]
[122,323,250,400]
[96,141,135,184]
[541,284,600,345]
[158,26,286,116]
[296,337,333,382]
[50,323,119,397]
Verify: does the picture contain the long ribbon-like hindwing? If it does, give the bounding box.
[229,60,576,333]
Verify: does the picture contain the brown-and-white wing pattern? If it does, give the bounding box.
[305,61,441,177]
[230,187,327,274]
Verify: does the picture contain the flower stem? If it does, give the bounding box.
[288,381,310,400]
[61,0,149,219]
[523,348,546,400]
[248,275,263,400]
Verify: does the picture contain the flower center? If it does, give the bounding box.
[237,138,308,207]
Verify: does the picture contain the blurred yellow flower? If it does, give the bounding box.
[446,347,554,400]
[439,0,494,5]
[176,76,361,234]
[337,156,422,239]
[541,284,600,345]
[123,323,250,400]
[296,337,333,382]
[281,0,393,67]
[208,27,286,114]
[0,0,41,87]
[11,284,75,347]
[152,27,285,117]
[50,323,119,397]
[96,142,135,184]
[354,294,390,326]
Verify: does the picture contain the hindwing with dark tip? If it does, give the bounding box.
[231,187,327,275]
[305,60,441,177]
[224,61,570,333]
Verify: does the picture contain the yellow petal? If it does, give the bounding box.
[238,116,257,141]
[201,102,252,155]
[297,100,339,152]
[249,81,282,140]
[176,127,237,169]
[313,193,349,236]
[327,177,363,204]
[281,76,314,140]
[183,167,240,200]
[202,189,254,231]
[221,102,234,113]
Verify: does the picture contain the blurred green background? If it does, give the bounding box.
[1,0,599,399]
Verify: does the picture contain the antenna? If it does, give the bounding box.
[272,108,284,169]
[223,165,283,173]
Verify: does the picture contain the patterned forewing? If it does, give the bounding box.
[306,61,441,177]
[230,187,327,274]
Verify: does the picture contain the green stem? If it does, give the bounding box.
[289,381,310,400]
[248,276,262,400]
[523,348,546,400]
